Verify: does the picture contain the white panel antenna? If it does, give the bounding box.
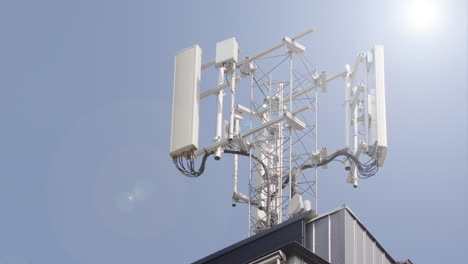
[169,45,201,158]
[169,29,388,235]
[370,45,387,167]
[215,38,239,66]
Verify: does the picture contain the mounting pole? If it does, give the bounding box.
[277,82,284,223]
[215,66,225,160]
[344,64,351,170]
[315,86,319,213]
[248,73,254,237]
[228,64,237,140]
[232,116,240,204]
[289,54,294,200]
[363,55,370,144]
[352,84,359,186]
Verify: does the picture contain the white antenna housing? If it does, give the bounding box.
[369,45,387,166]
[215,38,239,66]
[169,45,202,158]
[287,194,304,217]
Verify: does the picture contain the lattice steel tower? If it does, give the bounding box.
[169,28,387,236]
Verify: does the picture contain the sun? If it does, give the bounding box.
[406,0,439,32]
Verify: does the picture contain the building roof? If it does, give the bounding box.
[192,210,318,264]
[193,205,409,264]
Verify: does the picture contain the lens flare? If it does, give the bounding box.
[406,0,439,32]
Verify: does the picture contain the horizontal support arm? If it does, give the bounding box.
[200,76,241,99]
[201,28,314,70]
[201,59,215,70]
[194,111,305,157]
[284,71,346,101]
[240,103,310,120]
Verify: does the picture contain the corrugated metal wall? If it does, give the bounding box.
[305,208,394,264]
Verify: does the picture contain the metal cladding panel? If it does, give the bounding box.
[195,220,303,264]
[330,211,345,264]
[374,247,383,264]
[356,223,364,264]
[305,220,314,250]
[170,45,201,158]
[314,216,329,262]
[304,206,399,264]
[383,256,392,264]
[365,235,374,264]
[344,210,355,264]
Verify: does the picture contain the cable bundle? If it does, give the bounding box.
[173,148,379,180]
[353,156,379,179]
[299,148,379,179]
[173,151,212,178]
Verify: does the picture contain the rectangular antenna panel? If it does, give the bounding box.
[170,45,201,158]
[369,45,387,166]
[215,38,239,66]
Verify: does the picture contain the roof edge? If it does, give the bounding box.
[192,210,314,264]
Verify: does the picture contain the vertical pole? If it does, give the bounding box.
[215,67,225,160]
[248,73,253,237]
[344,64,351,170]
[363,55,370,144]
[278,82,284,223]
[315,87,319,213]
[233,118,240,196]
[289,54,294,200]
[289,55,293,113]
[228,64,236,140]
[352,85,358,151]
[269,74,272,113]
[262,83,271,228]
[267,74,272,227]
[258,127,268,228]
[352,85,359,184]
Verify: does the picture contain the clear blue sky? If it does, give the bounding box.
[0,0,466,263]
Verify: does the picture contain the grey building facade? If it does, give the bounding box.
[194,205,412,264]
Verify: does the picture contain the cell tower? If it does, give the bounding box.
[169,28,387,235]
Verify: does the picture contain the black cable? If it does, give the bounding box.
[223,149,274,218]
[223,149,269,179]
[173,145,379,181]
[173,151,213,178]
[294,148,380,179]
[173,148,269,180]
